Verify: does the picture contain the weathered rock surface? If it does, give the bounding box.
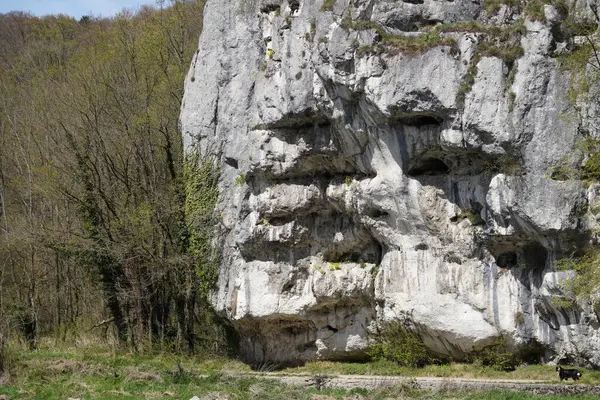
[181,0,600,366]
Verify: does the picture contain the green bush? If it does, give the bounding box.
[474,337,515,371]
[320,0,336,11]
[549,138,600,183]
[555,250,600,302]
[582,152,600,181]
[369,319,431,368]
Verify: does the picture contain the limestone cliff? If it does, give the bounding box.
[181,0,600,366]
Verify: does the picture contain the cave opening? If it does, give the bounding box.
[408,157,450,176]
[398,114,443,128]
[522,243,548,271]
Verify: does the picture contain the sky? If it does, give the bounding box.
[0,0,156,19]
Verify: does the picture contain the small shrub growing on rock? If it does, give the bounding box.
[320,0,336,11]
[235,173,246,185]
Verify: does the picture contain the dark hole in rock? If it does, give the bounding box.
[408,157,450,176]
[366,208,389,219]
[414,243,429,251]
[496,252,518,268]
[392,17,442,32]
[450,209,485,225]
[282,280,294,292]
[324,242,382,265]
[444,253,462,264]
[402,0,424,4]
[224,157,238,169]
[260,4,280,13]
[517,340,547,364]
[336,58,355,74]
[289,0,300,12]
[263,109,330,130]
[572,249,586,258]
[522,243,548,271]
[268,217,289,226]
[398,114,443,127]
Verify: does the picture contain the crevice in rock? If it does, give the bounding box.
[224,157,238,169]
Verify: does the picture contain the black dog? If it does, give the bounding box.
[556,366,582,381]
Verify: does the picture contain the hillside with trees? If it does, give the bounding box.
[0,0,226,356]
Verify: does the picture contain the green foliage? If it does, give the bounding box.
[328,262,342,271]
[473,337,515,371]
[235,172,246,185]
[489,155,524,175]
[549,138,600,183]
[312,263,326,274]
[0,1,226,352]
[369,318,431,368]
[370,264,381,278]
[555,250,600,302]
[341,15,457,56]
[453,22,525,107]
[508,91,516,112]
[524,0,548,22]
[483,0,520,15]
[267,48,275,59]
[345,176,353,186]
[483,0,569,21]
[320,0,336,11]
[582,152,600,181]
[558,14,599,110]
[184,153,221,296]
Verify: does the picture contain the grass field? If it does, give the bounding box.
[1,343,599,399]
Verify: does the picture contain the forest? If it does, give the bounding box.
[0,0,227,358]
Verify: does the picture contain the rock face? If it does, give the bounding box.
[181,0,600,366]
